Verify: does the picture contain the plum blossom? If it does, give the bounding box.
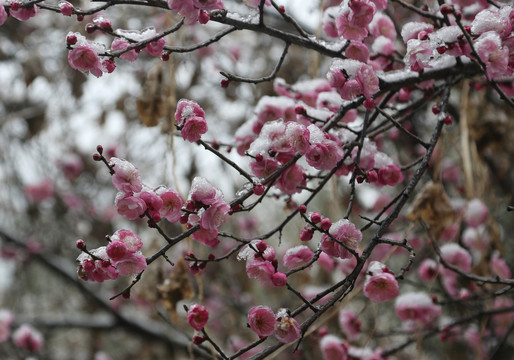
[9,4,37,21]
[168,0,223,25]
[139,190,163,220]
[77,246,120,282]
[395,292,441,330]
[471,8,512,38]
[12,324,43,352]
[158,188,183,222]
[321,219,362,259]
[401,22,434,43]
[68,42,104,78]
[363,261,399,303]
[115,192,146,220]
[474,31,511,79]
[320,334,348,360]
[111,38,138,62]
[248,306,275,338]
[490,251,512,279]
[274,308,301,343]
[174,99,207,142]
[439,243,472,275]
[187,304,209,331]
[463,198,488,228]
[418,258,439,281]
[282,245,315,269]
[110,158,143,194]
[327,59,379,100]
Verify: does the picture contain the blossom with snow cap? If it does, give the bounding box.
[274,308,301,343]
[175,99,207,142]
[395,292,441,330]
[320,334,348,360]
[363,261,399,303]
[12,324,43,352]
[320,219,362,260]
[109,157,143,194]
[187,304,209,331]
[327,59,379,100]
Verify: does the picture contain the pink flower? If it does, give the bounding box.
[181,116,208,142]
[192,228,220,248]
[306,141,344,170]
[322,7,340,38]
[283,245,315,269]
[115,192,147,220]
[0,310,13,342]
[250,158,281,178]
[146,37,165,56]
[418,258,438,281]
[57,153,84,180]
[189,177,218,206]
[395,292,441,330]
[320,335,348,360]
[377,164,404,186]
[200,199,230,231]
[111,229,143,252]
[475,32,510,79]
[405,39,433,72]
[463,198,488,228]
[363,271,399,303]
[248,306,275,338]
[59,2,74,16]
[9,4,37,21]
[111,252,147,276]
[345,41,370,63]
[338,309,361,341]
[159,188,184,222]
[106,240,129,261]
[276,163,306,195]
[274,309,301,343]
[68,44,103,78]
[110,158,143,194]
[139,190,163,219]
[12,324,43,352]
[327,59,379,100]
[336,10,368,41]
[271,272,287,287]
[187,304,209,331]
[246,258,275,285]
[471,9,512,38]
[175,99,205,125]
[490,251,512,279]
[0,5,8,26]
[244,0,271,8]
[321,219,362,260]
[24,179,54,203]
[168,0,223,25]
[111,38,138,62]
[440,243,472,275]
[401,22,434,43]
[348,0,376,28]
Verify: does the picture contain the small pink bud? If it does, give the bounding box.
[311,212,321,224]
[367,169,378,183]
[96,145,103,154]
[271,272,287,287]
[436,46,447,54]
[102,59,116,73]
[11,2,20,11]
[76,14,84,21]
[298,205,306,214]
[66,34,78,46]
[294,105,306,115]
[161,52,170,61]
[122,289,131,299]
[192,335,205,345]
[253,184,265,196]
[93,153,102,161]
[60,2,74,16]
[432,105,440,114]
[443,115,452,125]
[278,5,285,14]
[76,240,86,251]
[320,218,331,231]
[255,154,263,162]
[300,227,313,242]
[256,241,267,253]
[221,79,230,88]
[86,23,96,34]
[363,99,375,110]
[440,5,453,15]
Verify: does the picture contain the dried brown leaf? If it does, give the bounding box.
[157,258,194,322]
[137,65,164,127]
[406,181,456,236]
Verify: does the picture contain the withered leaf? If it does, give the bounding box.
[406,181,456,235]
[136,65,165,127]
[157,258,194,322]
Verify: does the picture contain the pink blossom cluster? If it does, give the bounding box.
[327,59,379,100]
[248,306,301,343]
[168,0,224,25]
[174,99,208,142]
[76,229,147,282]
[0,2,37,25]
[362,261,399,303]
[111,27,167,61]
[67,32,109,78]
[183,177,230,248]
[238,241,287,287]
[110,157,184,223]
[403,5,514,81]
[323,0,379,41]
